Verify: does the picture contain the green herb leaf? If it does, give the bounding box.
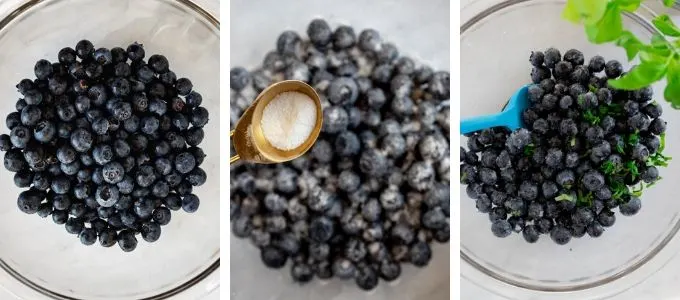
[614,0,643,11]
[641,38,673,63]
[601,160,614,174]
[664,59,680,108]
[608,60,669,90]
[626,161,640,180]
[628,131,640,145]
[555,194,575,202]
[653,15,680,37]
[583,110,601,124]
[563,0,609,25]
[615,31,644,61]
[524,143,535,156]
[664,0,676,7]
[616,143,625,154]
[570,138,577,147]
[585,4,624,43]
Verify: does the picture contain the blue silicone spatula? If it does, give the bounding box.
[460,85,530,134]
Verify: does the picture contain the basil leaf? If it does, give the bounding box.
[640,46,671,64]
[563,0,608,25]
[653,15,680,37]
[651,33,670,49]
[608,60,668,90]
[664,0,675,7]
[585,4,623,43]
[615,31,643,60]
[614,0,642,12]
[664,59,680,107]
[555,194,575,202]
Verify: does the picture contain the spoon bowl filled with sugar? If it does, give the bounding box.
[230,80,323,164]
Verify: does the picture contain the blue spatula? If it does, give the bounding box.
[460,85,530,134]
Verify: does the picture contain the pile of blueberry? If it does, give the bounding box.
[230,19,450,290]
[1,40,208,252]
[461,48,669,245]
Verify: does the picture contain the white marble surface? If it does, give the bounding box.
[460,0,680,299]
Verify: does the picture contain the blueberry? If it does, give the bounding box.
[259,246,287,269]
[290,262,314,283]
[31,120,55,144]
[92,144,114,166]
[586,222,604,238]
[531,66,551,84]
[641,166,659,183]
[16,189,43,214]
[486,219,513,238]
[564,49,585,65]
[118,230,138,252]
[428,71,450,100]
[571,207,595,227]
[333,25,356,49]
[588,55,605,72]
[650,118,667,135]
[174,152,196,174]
[191,107,209,127]
[328,77,359,105]
[597,88,612,105]
[619,197,641,216]
[307,19,332,48]
[96,184,119,207]
[110,77,130,96]
[101,162,124,184]
[93,48,113,65]
[276,30,302,56]
[550,225,571,245]
[631,144,650,162]
[182,194,200,213]
[9,125,30,149]
[65,217,84,234]
[543,48,561,68]
[126,42,145,61]
[605,60,623,78]
[598,210,617,227]
[34,59,53,80]
[140,221,162,243]
[96,228,117,247]
[77,228,97,246]
[70,128,93,152]
[148,54,169,73]
[230,67,250,92]
[642,102,663,119]
[529,50,544,67]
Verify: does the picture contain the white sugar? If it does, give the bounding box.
[261,91,317,150]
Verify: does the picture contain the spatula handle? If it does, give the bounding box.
[460,112,507,134]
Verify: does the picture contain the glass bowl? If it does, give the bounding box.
[461,0,680,299]
[230,0,449,299]
[0,0,220,299]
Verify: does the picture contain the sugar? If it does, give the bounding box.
[261,91,317,150]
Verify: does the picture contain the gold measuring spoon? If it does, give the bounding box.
[230,80,323,165]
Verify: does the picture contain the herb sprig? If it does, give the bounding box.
[563,0,680,108]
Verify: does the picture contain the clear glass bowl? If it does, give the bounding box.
[0,0,220,299]
[461,0,680,299]
[230,0,449,299]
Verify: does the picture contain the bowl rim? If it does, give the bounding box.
[0,0,220,299]
[460,0,680,293]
